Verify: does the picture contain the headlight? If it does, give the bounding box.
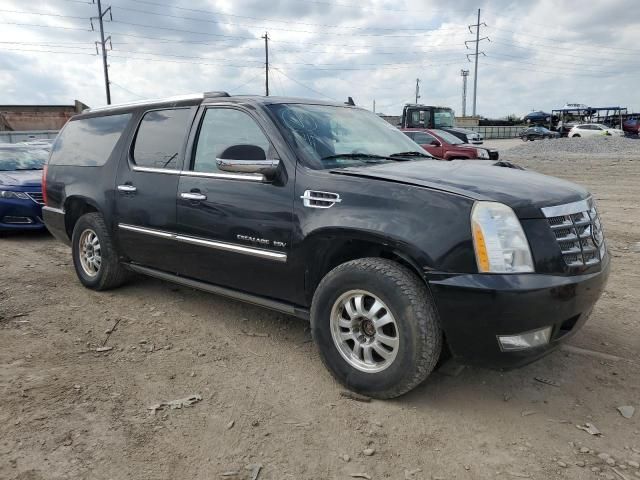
[0,190,30,200]
[471,201,534,273]
[476,148,489,159]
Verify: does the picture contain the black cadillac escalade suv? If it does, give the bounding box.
[43,92,610,398]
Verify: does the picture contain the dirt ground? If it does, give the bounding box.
[1,144,639,480]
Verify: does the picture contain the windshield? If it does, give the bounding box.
[268,104,428,170]
[431,129,465,145]
[433,108,455,128]
[0,147,49,171]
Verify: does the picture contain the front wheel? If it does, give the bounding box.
[72,212,130,290]
[311,258,442,399]
[572,134,581,138]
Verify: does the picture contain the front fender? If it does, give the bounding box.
[292,170,478,304]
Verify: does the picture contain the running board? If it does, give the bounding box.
[126,263,310,321]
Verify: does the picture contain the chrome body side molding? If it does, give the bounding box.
[131,165,265,182]
[118,223,287,262]
[126,263,309,320]
[42,206,65,215]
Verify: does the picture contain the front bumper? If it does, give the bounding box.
[427,257,610,369]
[0,197,45,231]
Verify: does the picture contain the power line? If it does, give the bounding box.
[0,41,96,50]
[0,21,90,32]
[110,80,146,99]
[488,35,640,57]
[479,60,633,78]
[485,25,640,53]
[487,52,625,72]
[484,54,633,76]
[103,30,256,45]
[108,3,466,37]
[292,0,474,15]
[0,8,88,20]
[270,67,337,101]
[124,0,472,31]
[230,70,265,92]
[488,38,635,61]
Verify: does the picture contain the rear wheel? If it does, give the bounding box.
[311,258,442,399]
[71,212,130,290]
[572,134,581,138]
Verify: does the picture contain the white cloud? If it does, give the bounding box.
[0,0,638,117]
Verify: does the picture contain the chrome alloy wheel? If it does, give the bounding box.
[78,228,102,277]
[330,290,400,373]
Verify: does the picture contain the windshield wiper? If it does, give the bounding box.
[389,151,432,158]
[14,168,43,171]
[321,153,409,162]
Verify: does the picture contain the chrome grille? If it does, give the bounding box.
[26,191,45,205]
[541,198,606,267]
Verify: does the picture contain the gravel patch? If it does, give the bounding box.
[502,136,640,160]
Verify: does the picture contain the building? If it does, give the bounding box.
[0,100,88,131]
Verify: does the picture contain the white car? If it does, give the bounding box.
[568,124,625,138]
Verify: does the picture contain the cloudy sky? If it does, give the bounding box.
[0,0,638,118]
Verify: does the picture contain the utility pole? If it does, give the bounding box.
[466,8,489,117]
[91,0,112,104]
[460,69,469,117]
[373,99,376,113]
[262,32,269,96]
[415,78,420,104]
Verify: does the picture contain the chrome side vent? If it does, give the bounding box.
[301,190,341,209]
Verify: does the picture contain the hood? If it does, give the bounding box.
[332,160,589,219]
[0,169,43,188]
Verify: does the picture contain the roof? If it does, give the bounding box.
[82,92,353,117]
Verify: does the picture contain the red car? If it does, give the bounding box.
[623,118,639,136]
[402,128,499,160]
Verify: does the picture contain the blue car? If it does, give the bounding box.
[0,143,50,233]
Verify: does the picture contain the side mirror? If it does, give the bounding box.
[216,144,280,181]
[430,140,441,146]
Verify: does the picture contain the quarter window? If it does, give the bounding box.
[49,113,131,167]
[192,108,272,173]
[132,108,192,169]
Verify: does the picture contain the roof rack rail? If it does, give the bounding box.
[204,91,230,98]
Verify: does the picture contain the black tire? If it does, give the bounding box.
[71,212,129,290]
[311,258,442,399]
[572,134,580,138]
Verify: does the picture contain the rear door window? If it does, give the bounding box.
[132,108,192,170]
[49,113,131,166]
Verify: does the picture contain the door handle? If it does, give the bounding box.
[117,184,137,193]
[180,192,207,201]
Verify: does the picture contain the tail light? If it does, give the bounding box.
[41,164,48,206]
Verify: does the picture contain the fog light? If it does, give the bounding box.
[498,327,552,351]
